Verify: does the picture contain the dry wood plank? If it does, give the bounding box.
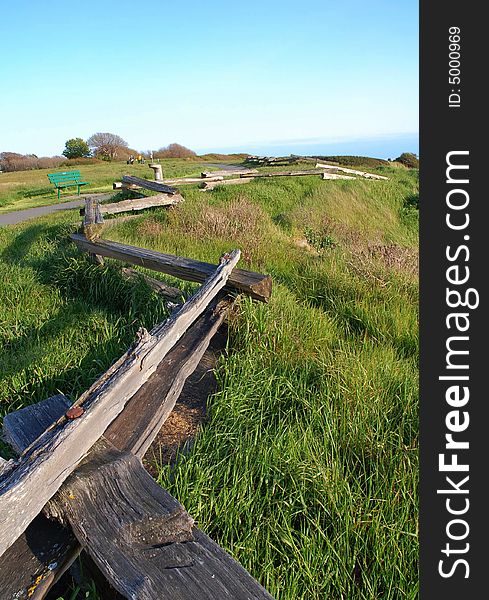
[321,172,356,180]
[70,234,272,302]
[121,176,178,194]
[200,169,258,178]
[199,178,254,190]
[100,193,182,215]
[105,298,230,457]
[83,197,104,262]
[315,162,388,180]
[161,176,224,185]
[0,458,14,478]
[1,395,80,600]
[2,355,273,600]
[0,251,240,558]
[47,437,274,600]
[0,302,229,599]
[0,513,80,600]
[239,169,324,178]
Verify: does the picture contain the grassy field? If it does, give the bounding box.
[0,160,418,599]
[0,157,241,213]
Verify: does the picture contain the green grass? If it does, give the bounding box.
[0,161,418,599]
[0,157,238,213]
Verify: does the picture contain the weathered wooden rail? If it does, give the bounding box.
[71,234,272,302]
[0,222,274,598]
[315,162,388,180]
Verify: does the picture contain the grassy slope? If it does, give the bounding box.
[0,163,418,599]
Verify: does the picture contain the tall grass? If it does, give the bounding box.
[0,164,418,598]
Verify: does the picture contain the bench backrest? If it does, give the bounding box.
[48,171,83,185]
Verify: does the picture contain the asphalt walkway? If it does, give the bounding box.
[0,194,112,226]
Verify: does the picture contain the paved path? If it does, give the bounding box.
[0,194,112,226]
[0,164,244,227]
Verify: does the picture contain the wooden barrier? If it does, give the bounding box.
[0,252,240,557]
[0,299,235,598]
[71,234,272,302]
[0,234,274,599]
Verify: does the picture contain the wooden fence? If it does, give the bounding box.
[0,204,273,599]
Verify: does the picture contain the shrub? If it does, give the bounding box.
[0,152,65,172]
[154,143,196,159]
[395,152,419,169]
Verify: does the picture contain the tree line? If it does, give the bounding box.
[63,134,196,161]
[0,133,197,172]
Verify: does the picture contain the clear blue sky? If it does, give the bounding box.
[0,0,418,158]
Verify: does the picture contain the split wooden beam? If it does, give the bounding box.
[98,193,182,216]
[121,175,178,195]
[0,299,231,599]
[162,176,224,185]
[2,387,273,599]
[83,197,104,263]
[321,172,356,181]
[70,234,272,302]
[239,169,325,178]
[199,178,254,190]
[0,251,241,558]
[200,169,258,178]
[315,162,388,180]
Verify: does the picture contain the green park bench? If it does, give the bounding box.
[47,170,89,200]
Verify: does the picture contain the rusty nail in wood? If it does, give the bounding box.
[66,406,84,419]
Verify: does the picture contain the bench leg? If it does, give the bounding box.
[58,188,60,201]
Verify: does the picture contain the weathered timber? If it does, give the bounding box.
[0,458,14,477]
[105,298,231,457]
[200,169,258,178]
[70,234,272,302]
[321,172,356,180]
[161,176,224,185]
[0,303,229,598]
[3,394,72,453]
[83,197,104,262]
[0,251,240,558]
[3,363,274,599]
[121,267,183,301]
[315,162,388,180]
[121,175,178,194]
[240,169,325,178]
[0,513,80,600]
[47,436,274,599]
[99,193,182,215]
[199,178,254,190]
[1,395,80,600]
[45,438,194,600]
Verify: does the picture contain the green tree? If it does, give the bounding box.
[62,138,91,159]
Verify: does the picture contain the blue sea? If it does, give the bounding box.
[199,133,419,160]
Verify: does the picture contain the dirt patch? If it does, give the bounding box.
[143,326,227,476]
